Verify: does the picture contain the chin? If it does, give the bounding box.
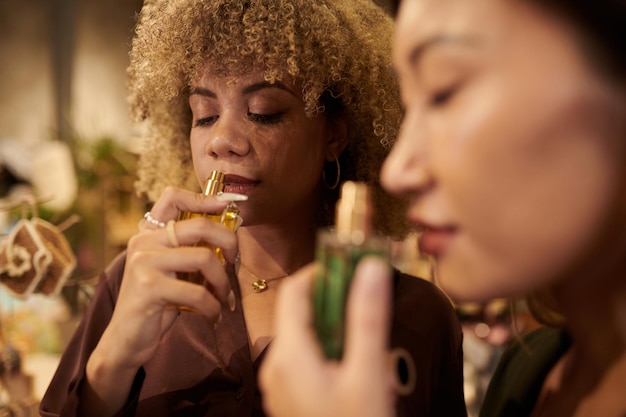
[436,258,532,304]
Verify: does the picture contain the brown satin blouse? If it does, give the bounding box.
[40,251,467,417]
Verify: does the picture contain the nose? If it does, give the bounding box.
[381,108,434,197]
[206,113,251,158]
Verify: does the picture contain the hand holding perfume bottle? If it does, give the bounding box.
[176,170,246,285]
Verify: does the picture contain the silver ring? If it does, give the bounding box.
[144,211,166,228]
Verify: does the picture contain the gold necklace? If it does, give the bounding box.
[238,262,289,293]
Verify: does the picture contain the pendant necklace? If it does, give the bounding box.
[238,262,289,293]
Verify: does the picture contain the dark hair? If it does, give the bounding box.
[391,0,626,82]
[536,0,626,83]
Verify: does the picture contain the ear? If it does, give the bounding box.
[325,111,349,161]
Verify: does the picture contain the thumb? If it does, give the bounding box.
[343,256,392,368]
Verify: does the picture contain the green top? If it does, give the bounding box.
[479,326,572,417]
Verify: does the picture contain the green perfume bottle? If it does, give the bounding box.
[313,181,390,359]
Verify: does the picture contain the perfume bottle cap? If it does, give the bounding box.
[204,171,225,196]
[335,181,373,244]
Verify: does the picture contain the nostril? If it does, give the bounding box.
[207,135,250,158]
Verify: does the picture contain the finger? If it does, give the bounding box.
[151,272,223,319]
[343,256,392,369]
[133,217,236,250]
[120,258,224,321]
[147,186,229,225]
[146,247,232,305]
[162,217,239,264]
[160,218,238,303]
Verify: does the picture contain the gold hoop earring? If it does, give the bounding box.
[322,153,341,190]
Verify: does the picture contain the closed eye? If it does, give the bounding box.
[429,83,462,107]
[430,88,455,107]
[194,116,218,127]
[247,112,285,125]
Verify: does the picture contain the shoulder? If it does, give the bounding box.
[500,326,570,366]
[390,269,462,346]
[393,270,453,305]
[392,270,459,329]
[479,327,571,417]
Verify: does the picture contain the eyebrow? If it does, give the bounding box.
[407,35,477,67]
[242,80,297,96]
[189,80,297,98]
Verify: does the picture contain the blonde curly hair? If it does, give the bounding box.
[129,0,409,238]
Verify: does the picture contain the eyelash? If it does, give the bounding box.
[193,112,285,127]
[247,112,285,125]
[194,116,218,127]
[429,83,462,107]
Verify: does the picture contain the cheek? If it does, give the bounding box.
[259,121,327,191]
[432,82,619,301]
[288,118,328,168]
[271,141,320,180]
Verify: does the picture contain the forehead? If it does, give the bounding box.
[393,0,508,61]
[395,0,475,39]
[194,65,298,88]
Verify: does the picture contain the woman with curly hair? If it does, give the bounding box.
[40,0,466,416]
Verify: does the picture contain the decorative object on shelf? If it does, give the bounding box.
[0,343,20,376]
[0,339,39,416]
[0,197,77,300]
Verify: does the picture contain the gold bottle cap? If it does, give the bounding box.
[204,171,225,196]
[335,181,373,245]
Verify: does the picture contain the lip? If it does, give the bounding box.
[413,219,458,258]
[222,174,259,195]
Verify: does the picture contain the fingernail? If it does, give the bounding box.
[228,290,236,312]
[216,192,248,202]
[213,312,222,330]
[357,257,391,292]
[362,256,390,273]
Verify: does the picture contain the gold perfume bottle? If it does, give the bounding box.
[313,181,391,359]
[177,170,241,284]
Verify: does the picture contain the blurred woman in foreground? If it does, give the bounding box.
[260,0,626,416]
